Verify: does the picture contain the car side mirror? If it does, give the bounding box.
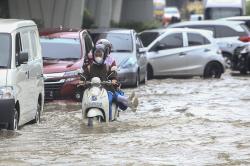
[139,47,147,53]
[18,52,29,65]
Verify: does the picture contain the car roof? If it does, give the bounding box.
[88,28,133,34]
[0,19,36,33]
[141,28,212,35]
[39,27,86,38]
[220,16,250,21]
[169,20,244,28]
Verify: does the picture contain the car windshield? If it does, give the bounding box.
[206,8,242,19]
[165,7,178,14]
[40,38,81,60]
[92,33,133,52]
[0,33,11,68]
[139,32,161,47]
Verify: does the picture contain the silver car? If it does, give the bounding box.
[89,29,147,87]
[140,28,225,79]
[169,20,250,68]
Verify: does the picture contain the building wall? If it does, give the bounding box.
[8,0,85,28]
[121,0,154,22]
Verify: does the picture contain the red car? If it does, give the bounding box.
[40,28,93,101]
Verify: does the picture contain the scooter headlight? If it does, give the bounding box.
[0,86,14,99]
[90,87,101,96]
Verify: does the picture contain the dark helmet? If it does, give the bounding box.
[93,43,107,65]
[96,39,112,55]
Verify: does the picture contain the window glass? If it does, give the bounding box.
[158,33,183,50]
[139,32,161,47]
[30,31,38,58]
[0,33,11,68]
[21,31,32,60]
[91,33,133,52]
[215,25,246,37]
[40,38,81,60]
[187,33,210,46]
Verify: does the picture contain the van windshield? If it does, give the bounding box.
[40,38,81,60]
[0,33,11,68]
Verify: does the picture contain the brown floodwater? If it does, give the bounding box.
[0,72,250,165]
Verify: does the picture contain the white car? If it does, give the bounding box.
[0,19,44,130]
[140,28,225,79]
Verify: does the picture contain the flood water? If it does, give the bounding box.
[1,72,250,165]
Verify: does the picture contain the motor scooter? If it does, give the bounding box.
[78,74,119,126]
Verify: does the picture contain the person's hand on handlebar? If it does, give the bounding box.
[111,79,118,85]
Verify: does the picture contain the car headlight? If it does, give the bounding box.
[0,86,14,99]
[240,45,250,54]
[64,69,82,82]
[121,57,136,69]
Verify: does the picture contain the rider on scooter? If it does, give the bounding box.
[81,43,138,114]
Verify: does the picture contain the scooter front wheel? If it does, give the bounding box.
[88,118,93,127]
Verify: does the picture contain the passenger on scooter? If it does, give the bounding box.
[81,43,138,114]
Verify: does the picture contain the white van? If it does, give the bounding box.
[0,19,44,130]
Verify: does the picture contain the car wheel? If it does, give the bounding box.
[147,65,154,80]
[142,70,148,84]
[204,62,222,79]
[8,108,19,130]
[31,102,41,124]
[222,53,232,69]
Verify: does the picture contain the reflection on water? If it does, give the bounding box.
[0,73,250,165]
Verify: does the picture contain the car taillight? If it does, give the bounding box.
[239,36,250,42]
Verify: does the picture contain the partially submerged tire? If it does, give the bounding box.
[8,108,18,131]
[147,65,154,80]
[204,62,222,79]
[87,118,93,127]
[31,102,41,124]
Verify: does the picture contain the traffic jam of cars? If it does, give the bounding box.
[1,16,250,130]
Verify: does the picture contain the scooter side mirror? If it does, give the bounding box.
[78,73,86,81]
[111,66,117,72]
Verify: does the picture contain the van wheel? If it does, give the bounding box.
[8,108,19,130]
[204,62,222,79]
[31,103,41,124]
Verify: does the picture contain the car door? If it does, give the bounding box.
[14,31,32,124]
[147,32,187,76]
[135,34,147,81]
[184,32,212,75]
[20,29,37,120]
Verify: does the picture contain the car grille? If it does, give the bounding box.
[44,82,64,99]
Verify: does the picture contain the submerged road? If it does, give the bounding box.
[0,72,250,165]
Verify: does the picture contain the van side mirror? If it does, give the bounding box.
[18,52,29,65]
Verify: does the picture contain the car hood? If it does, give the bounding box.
[0,70,7,86]
[43,59,82,74]
[110,52,134,67]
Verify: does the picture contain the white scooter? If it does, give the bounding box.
[78,75,119,126]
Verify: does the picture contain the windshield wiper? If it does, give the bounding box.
[59,58,79,61]
[111,50,131,52]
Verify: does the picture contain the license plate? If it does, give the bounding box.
[86,102,102,108]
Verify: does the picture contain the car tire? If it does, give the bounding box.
[204,62,222,79]
[31,102,41,124]
[147,65,154,80]
[8,108,19,131]
[133,72,140,88]
[222,52,232,69]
